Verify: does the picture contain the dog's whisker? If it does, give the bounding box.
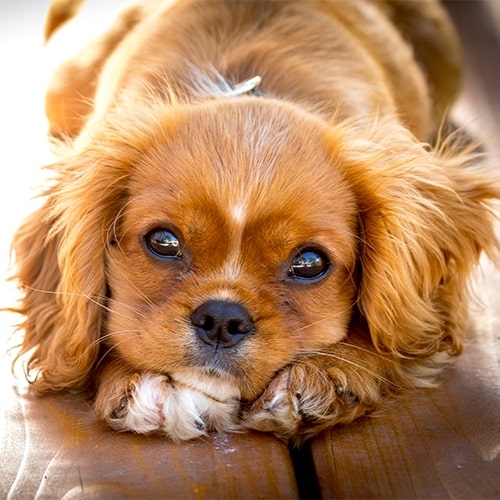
[93,330,144,369]
[18,285,111,311]
[85,329,136,354]
[111,270,161,314]
[82,329,145,368]
[72,330,141,367]
[298,351,400,389]
[291,306,354,333]
[18,284,151,323]
[333,341,404,366]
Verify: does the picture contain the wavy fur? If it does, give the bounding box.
[11,0,499,444]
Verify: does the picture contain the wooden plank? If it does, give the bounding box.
[1,373,298,499]
[310,323,500,498]
[310,1,500,497]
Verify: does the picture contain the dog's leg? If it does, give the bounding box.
[241,334,411,445]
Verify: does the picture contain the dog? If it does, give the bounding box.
[12,0,499,445]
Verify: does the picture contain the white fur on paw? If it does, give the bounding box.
[105,373,240,441]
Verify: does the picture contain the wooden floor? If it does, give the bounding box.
[1,1,499,498]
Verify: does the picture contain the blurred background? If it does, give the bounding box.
[0,2,53,358]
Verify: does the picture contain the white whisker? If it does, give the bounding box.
[299,352,400,389]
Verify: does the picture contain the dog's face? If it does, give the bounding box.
[104,98,358,400]
[17,84,495,404]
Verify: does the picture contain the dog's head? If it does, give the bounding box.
[13,94,498,400]
[102,99,359,400]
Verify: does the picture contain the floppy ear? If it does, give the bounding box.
[329,122,499,359]
[13,90,175,394]
[12,151,129,394]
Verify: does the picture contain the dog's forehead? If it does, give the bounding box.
[134,99,348,202]
[123,99,357,249]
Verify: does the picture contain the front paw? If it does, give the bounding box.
[241,361,367,444]
[94,372,239,441]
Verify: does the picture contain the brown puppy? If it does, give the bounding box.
[13,0,499,444]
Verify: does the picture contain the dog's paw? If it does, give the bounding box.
[95,372,240,441]
[241,361,367,444]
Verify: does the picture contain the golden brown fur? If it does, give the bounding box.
[12,0,499,445]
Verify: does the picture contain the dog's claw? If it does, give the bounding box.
[111,394,130,419]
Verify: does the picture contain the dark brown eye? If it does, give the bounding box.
[144,229,182,259]
[287,248,330,281]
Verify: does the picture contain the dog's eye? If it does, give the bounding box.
[287,248,330,281]
[144,229,182,259]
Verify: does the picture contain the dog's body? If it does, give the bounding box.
[13,0,499,444]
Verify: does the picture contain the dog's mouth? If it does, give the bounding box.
[187,340,252,382]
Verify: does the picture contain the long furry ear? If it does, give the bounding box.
[12,91,170,393]
[12,150,129,394]
[328,122,499,359]
[12,186,106,394]
[12,192,96,393]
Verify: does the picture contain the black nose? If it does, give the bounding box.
[190,300,255,348]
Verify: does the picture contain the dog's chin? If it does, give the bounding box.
[170,368,242,403]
